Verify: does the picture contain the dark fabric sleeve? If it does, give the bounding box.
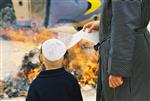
[26,84,40,101]
[108,0,142,77]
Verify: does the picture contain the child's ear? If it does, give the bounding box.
[63,58,66,65]
[39,54,44,63]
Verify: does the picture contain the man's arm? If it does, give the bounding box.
[108,0,142,77]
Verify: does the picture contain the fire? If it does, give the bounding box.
[68,39,99,87]
[27,68,41,84]
[0,81,5,95]
[35,28,58,43]
[0,27,99,87]
[5,27,29,42]
[0,27,57,43]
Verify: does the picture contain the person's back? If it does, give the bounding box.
[26,67,82,101]
[26,39,83,101]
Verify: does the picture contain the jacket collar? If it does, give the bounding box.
[37,67,66,78]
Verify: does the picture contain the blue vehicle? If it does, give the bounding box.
[1,0,102,29]
[44,0,102,29]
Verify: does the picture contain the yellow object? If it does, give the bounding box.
[84,0,101,15]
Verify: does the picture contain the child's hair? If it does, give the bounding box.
[64,51,69,59]
[38,48,46,70]
[63,51,69,69]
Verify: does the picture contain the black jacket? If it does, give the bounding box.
[26,67,83,101]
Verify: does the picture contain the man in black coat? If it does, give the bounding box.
[83,0,150,101]
[26,39,83,101]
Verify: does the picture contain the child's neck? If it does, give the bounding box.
[45,66,62,70]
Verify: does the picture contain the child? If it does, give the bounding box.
[26,39,83,101]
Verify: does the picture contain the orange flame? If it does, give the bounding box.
[1,27,99,87]
[68,39,99,87]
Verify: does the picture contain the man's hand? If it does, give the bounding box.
[109,75,124,88]
[83,21,100,33]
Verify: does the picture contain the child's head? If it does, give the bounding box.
[39,39,67,69]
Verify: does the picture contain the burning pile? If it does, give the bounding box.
[18,39,99,87]
[0,49,42,99]
[0,27,57,43]
[68,39,99,87]
[0,27,99,99]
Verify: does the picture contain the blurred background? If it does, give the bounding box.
[0,0,102,100]
[0,0,150,101]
